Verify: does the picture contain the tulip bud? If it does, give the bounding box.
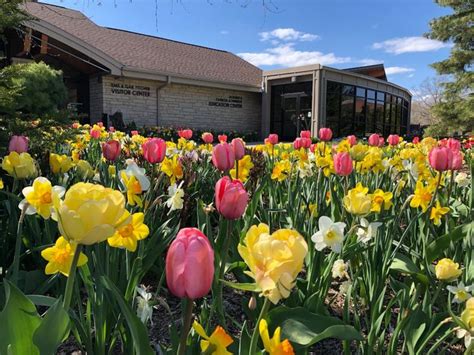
[333,152,353,176]
[300,130,311,139]
[248,296,257,310]
[347,135,357,146]
[166,228,214,299]
[387,134,399,146]
[368,133,380,147]
[201,132,214,144]
[218,134,228,143]
[90,128,101,139]
[215,176,248,220]
[293,137,311,150]
[72,122,80,129]
[109,126,115,132]
[212,143,235,171]
[142,138,166,164]
[412,136,420,144]
[429,147,454,171]
[102,140,121,161]
[378,137,385,147]
[97,122,104,128]
[319,128,333,142]
[8,135,29,153]
[178,129,193,140]
[267,134,279,145]
[131,130,139,136]
[231,138,246,160]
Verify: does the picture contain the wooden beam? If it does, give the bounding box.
[23,28,32,53]
[40,34,48,55]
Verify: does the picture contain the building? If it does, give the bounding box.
[2,1,411,140]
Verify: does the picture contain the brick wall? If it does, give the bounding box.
[89,75,103,122]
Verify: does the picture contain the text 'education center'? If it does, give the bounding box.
[3,1,412,141]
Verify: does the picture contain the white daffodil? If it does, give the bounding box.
[166,181,184,212]
[456,328,472,349]
[311,216,346,253]
[402,159,419,180]
[455,172,470,188]
[356,217,382,244]
[447,282,473,304]
[332,259,348,279]
[136,285,154,325]
[121,159,150,192]
[298,162,313,178]
[340,280,352,295]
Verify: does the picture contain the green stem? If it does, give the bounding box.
[249,298,271,355]
[12,204,27,286]
[177,298,194,355]
[63,244,83,310]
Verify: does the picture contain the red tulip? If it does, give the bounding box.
[368,133,380,147]
[451,150,463,170]
[102,140,121,161]
[178,129,193,140]
[413,136,420,144]
[429,147,454,171]
[387,134,400,146]
[267,134,279,145]
[378,137,385,147]
[8,135,29,153]
[447,138,461,151]
[347,135,357,146]
[231,138,245,160]
[90,128,101,139]
[166,228,214,299]
[319,128,333,142]
[215,176,248,220]
[218,134,228,143]
[300,130,311,139]
[202,132,214,144]
[142,138,166,164]
[333,152,353,176]
[212,143,235,171]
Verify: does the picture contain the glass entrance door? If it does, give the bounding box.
[280,93,311,141]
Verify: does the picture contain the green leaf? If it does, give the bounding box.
[221,280,261,292]
[389,253,429,285]
[101,276,154,355]
[403,307,427,355]
[267,306,363,347]
[33,299,70,355]
[27,295,57,307]
[0,280,41,355]
[426,222,473,263]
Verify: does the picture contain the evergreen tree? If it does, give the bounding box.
[425,0,474,135]
[0,0,30,34]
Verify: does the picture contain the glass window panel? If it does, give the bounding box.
[354,96,366,136]
[377,92,385,102]
[341,94,354,137]
[342,85,355,96]
[325,81,341,137]
[356,87,366,98]
[384,94,391,136]
[366,98,376,134]
[367,90,376,100]
[375,101,384,134]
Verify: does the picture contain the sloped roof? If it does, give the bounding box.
[343,64,387,81]
[23,2,262,89]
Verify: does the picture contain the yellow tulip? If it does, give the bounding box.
[76,160,95,179]
[57,182,130,245]
[2,152,37,179]
[343,185,372,216]
[238,223,308,304]
[461,298,474,331]
[41,236,88,276]
[435,258,462,281]
[49,153,73,174]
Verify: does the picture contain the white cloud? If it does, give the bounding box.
[238,44,351,67]
[408,73,415,78]
[220,30,229,35]
[357,58,384,66]
[372,36,450,55]
[385,66,415,75]
[259,28,320,42]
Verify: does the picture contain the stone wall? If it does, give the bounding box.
[89,75,103,122]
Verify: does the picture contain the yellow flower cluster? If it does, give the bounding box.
[343,183,393,215]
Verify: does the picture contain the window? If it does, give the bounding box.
[384,94,392,136]
[396,97,402,135]
[340,85,355,136]
[390,96,397,134]
[325,81,341,136]
[401,100,409,135]
[355,88,366,136]
[366,90,376,133]
[375,92,385,134]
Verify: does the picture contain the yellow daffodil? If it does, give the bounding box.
[161,155,183,184]
[192,321,233,355]
[121,172,144,207]
[461,297,474,331]
[343,185,372,216]
[41,236,88,276]
[19,177,65,219]
[316,154,333,177]
[271,160,291,182]
[350,143,368,162]
[371,189,393,213]
[57,182,130,245]
[238,223,308,304]
[107,212,149,252]
[0,178,3,189]
[430,200,449,226]
[230,155,254,182]
[49,153,73,174]
[2,151,37,179]
[177,137,195,151]
[410,181,433,212]
[259,319,294,355]
[435,258,462,281]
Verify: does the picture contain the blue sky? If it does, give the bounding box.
[41,0,452,91]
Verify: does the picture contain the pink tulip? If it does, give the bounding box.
[202,132,214,144]
[109,126,115,132]
[131,130,139,136]
[178,129,193,140]
[231,138,246,160]
[90,128,101,139]
[294,137,311,150]
[8,135,29,153]
[310,143,317,153]
[333,152,353,176]
[142,138,166,164]
[368,133,380,147]
[300,130,311,139]
[429,147,454,171]
[72,122,80,129]
[215,176,248,220]
[319,128,333,142]
[451,150,463,170]
[387,134,400,146]
[102,140,121,161]
[447,138,461,151]
[212,143,235,171]
[166,228,214,299]
[267,134,279,145]
[413,137,420,144]
[97,122,104,128]
[347,135,357,146]
[218,134,228,143]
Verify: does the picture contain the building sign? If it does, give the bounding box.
[209,95,243,108]
[110,83,151,97]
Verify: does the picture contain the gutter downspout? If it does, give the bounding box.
[156,75,172,126]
